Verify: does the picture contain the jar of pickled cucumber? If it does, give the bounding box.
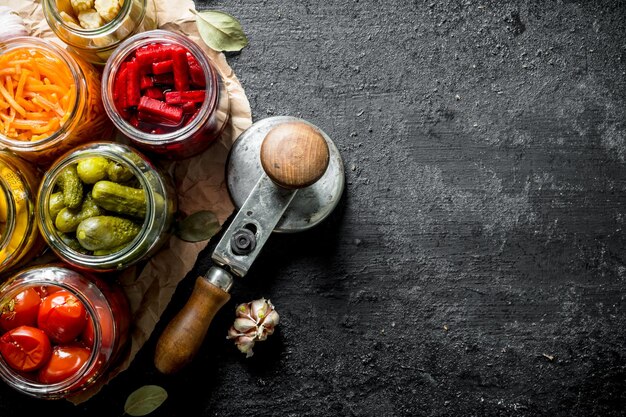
[0,37,113,166]
[43,0,157,65]
[102,30,231,159]
[0,263,130,399]
[0,151,46,276]
[36,142,176,272]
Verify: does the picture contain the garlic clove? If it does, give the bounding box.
[262,310,280,327]
[235,302,252,319]
[251,298,269,321]
[233,317,257,333]
[227,327,243,339]
[235,336,256,358]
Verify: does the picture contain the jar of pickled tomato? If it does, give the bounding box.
[0,37,113,166]
[0,263,130,399]
[102,29,231,159]
[43,0,158,66]
[0,151,46,276]
[36,142,176,272]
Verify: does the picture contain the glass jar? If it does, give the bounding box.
[0,151,46,276]
[42,0,157,66]
[0,37,113,167]
[102,30,230,159]
[0,263,130,399]
[36,142,176,272]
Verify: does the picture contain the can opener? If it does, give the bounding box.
[154,116,345,374]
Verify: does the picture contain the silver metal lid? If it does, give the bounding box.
[226,116,345,233]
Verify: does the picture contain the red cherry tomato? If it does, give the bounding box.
[0,288,41,331]
[81,316,95,349]
[37,345,91,384]
[37,290,88,344]
[0,325,52,372]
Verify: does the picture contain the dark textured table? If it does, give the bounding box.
[2,0,626,416]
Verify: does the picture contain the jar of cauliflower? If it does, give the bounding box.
[42,0,157,65]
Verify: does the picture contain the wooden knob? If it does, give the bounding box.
[260,122,330,189]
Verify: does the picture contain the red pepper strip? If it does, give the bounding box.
[113,63,128,111]
[187,53,206,87]
[181,101,196,114]
[152,60,173,75]
[140,75,153,90]
[135,44,176,71]
[126,61,141,107]
[137,96,183,124]
[172,47,189,92]
[164,90,206,105]
[152,73,174,86]
[144,87,164,100]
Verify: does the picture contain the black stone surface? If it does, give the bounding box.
[1,0,626,416]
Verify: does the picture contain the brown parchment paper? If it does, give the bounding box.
[4,0,252,403]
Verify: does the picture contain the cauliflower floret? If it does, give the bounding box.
[59,11,78,25]
[94,0,121,22]
[77,8,104,29]
[70,0,94,13]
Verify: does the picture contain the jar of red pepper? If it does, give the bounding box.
[101,30,230,159]
[0,263,130,399]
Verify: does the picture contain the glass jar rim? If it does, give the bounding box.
[0,37,86,152]
[101,29,219,146]
[0,264,112,398]
[36,142,162,271]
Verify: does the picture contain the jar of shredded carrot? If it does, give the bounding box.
[43,0,157,66]
[0,151,46,276]
[0,37,113,166]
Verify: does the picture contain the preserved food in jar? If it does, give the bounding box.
[43,0,158,65]
[0,264,130,399]
[102,30,230,159]
[37,142,176,272]
[0,37,113,166]
[0,151,46,275]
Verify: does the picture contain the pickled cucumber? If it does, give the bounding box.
[76,215,142,251]
[77,156,109,184]
[57,164,83,209]
[92,181,146,218]
[106,161,134,183]
[55,193,103,233]
[48,192,66,222]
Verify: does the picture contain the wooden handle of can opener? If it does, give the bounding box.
[154,273,231,374]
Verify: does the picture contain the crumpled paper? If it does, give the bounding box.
[4,0,252,403]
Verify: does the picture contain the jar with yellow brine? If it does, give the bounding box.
[0,152,46,275]
[43,0,158,65]
[0,37,113,166]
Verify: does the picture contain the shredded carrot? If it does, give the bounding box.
[0,83,26,117]
[15,70,29,99]
[0,47,75,141]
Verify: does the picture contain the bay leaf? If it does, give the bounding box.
[191,9,248,52]
[175,210,221,242]
[124,385,168,416]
